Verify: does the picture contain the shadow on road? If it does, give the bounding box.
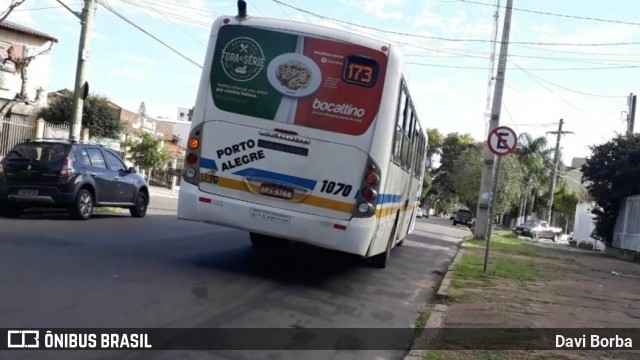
[189,239,369,285]
[14,209,129,221]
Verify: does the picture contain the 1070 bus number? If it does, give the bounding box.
[319,180,353,197]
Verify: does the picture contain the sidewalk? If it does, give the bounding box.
[149,185,179,199]
[409,234,640,359]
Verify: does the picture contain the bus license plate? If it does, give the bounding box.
[260,184,293,199]
[18,189,38,196]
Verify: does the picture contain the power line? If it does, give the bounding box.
[406,62,640,71]
[119,0,207,45]
[510,60,626,99]
[456,0,640,27]
[97,0,202,68]
[269,0,640,47]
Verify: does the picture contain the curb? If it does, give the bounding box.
[404,242,466,360]
[436,244,466,299]
[150,192,179,199]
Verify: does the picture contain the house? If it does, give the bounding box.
[0,21,58,119]
[563,157,587,195]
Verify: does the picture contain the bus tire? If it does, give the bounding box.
[249,232,269,247]
[371,216,398,269]
[250,232,289,247]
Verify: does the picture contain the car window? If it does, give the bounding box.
[104,151,126,172]
[86,148,107,169]
[6,143,69,164]
[75,148,92,166]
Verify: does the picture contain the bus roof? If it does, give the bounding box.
[213,15,394,55]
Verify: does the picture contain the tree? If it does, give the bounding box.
[449,142,526,216]
[581,133,640,246]
[1,1,53,118]
[426,128,444,167]
[0,0,27,23]
[124,131,170,184]
[515,133,554,220]
[37,91,123,139]
[553,185,579,232]
[430,132,475,204]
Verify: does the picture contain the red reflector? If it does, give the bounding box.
[223,18,230,24]
[199,197,212,203]
[334,224,347,230]
[186,153,198,164]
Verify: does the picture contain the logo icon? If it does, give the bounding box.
[7,330,40,348]
[26,165,31,170]
[219,37,266,82]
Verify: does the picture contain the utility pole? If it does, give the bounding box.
[545,119,573,224]
[69,0,97,141]
[627,93,636,136]
[473,0,515,239]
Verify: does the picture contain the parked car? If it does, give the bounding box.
[453,208,475,227]
[416,208,424,218]
[0,139,149,220]
[513,220,563,241]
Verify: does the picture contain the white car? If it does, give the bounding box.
[417,208,425,218]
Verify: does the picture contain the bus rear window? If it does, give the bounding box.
[210,25,388,136]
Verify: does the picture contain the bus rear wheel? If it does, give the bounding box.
[249,232,288,247]
[371,218,398,269]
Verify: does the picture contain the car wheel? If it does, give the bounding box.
[0,204,22,218]
[130,192,148,218]
[532,232,539,241]
[72,189,93,220]
[452,221,457,226]
[552,234,558,242]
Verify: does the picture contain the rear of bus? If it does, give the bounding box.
[178,15,392,257]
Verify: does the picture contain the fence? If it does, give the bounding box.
[43,122,69,139]
[612,195,640,252]
[0,116,35,158]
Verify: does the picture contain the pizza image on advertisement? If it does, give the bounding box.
[267,53,322,97]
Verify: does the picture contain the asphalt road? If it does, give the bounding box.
[0,199,469,360]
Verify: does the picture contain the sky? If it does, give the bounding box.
[5,0,640,166]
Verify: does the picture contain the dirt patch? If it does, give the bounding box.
[425,237,640,359]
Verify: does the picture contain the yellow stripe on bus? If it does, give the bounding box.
[214,176,355,214]
[208,176,419,217]
[375,203,419,218]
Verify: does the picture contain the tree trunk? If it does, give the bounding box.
[527,192,537,220]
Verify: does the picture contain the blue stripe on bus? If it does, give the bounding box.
[376,194,402,205]
[233,168,317,190]
[200,157,218,171]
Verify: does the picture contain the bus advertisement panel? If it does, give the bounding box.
[210,25,388,136]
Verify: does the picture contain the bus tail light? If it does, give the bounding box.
[361,187,377,200]
[353,158,382,219]
[186,153,198,164]
[357,202,373,214]
[185,167,197,179]
[182,123,203,187]
[188,138,200,149]
[365,173,379,185]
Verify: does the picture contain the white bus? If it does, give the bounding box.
[178,2,427,268]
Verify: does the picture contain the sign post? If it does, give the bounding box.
[483,126,518,272]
